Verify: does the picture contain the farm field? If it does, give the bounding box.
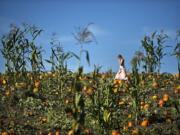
[0,24,180,135]
[0,71,180,135]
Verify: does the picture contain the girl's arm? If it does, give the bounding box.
[118,67,122,74]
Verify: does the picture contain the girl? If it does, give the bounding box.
[115,54,128,80]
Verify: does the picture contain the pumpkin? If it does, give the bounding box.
[163,94,169,101]
[119,101,125,105]
[113,88,118,93]
[68,130,73,135]
[35,81,40,88]
[85,129,90,135]
[83,86,87,91]
[5,91,10,96]
[65,99,70,104]
[2,79,7,85]
[152,82,158,87]
[33,88,38,93]
[144,104,149,109]
[2,132,8,135]
[112,130,118,135]
[128,121,133,127]
[132,130,139,135]
[158,99,164,107]
[153,95,157,99]
[174,89,179,94]
[141,119,148,127]
[55,131,60,135]
[87,88,93,95]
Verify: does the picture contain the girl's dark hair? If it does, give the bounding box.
[117,54,124,66]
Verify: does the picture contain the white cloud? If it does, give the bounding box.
[57,35,74,42]
[55,25,109,43]
[89,25,109,36]
[165,29,176,38]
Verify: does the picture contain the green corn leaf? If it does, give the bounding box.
[81,49,90,66]
[75,93,81,107]
[33,30,43,40]
[69,52,80,60]
[45,59,55,64]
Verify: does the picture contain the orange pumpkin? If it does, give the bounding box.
[87,88,93,95]
[119,101,125,105]
[83,86,87,91]
[141,119,148,127]
[113,80,118,84]
[5,91,10,96]
[118,80,122,84]
[112,130,118,135]
[65,99,70,104]
[144,104,149,109]
[55,131,60,135]
[140,101,144,105]
[174,89,179,94]
[132,130,139,135]
[33,88,38,93]
[2,79,7,85]
[20,82,27,87]
[128,121,133,127]
[52,73,56,77]
[67,112,71,116]
[42,118,47,123]
[40,75,43,79]
[140,105,144,110]
[102,74,106,78]
[68,130,73,135]
[2,132,8,135]
[128,114,132,118]
[153,95,157,99]
[163,94,169,101]
[158,99,164,107]
[85,129,90,135]
[152,82,158,87]
[35,81,40,88]
[113,88,118,93]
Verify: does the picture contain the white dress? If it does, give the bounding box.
[115,65,128,80]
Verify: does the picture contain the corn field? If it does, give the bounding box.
[0,23,180,135]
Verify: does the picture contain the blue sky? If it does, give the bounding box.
[0,0,180,73]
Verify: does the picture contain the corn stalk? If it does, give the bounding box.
[172,30,180,79]
[141,30,169,73]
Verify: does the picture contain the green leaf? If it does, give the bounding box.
[45,59,55,64]
[69,52,80,60]
[81,49,90,66]
[33,30,43,40]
